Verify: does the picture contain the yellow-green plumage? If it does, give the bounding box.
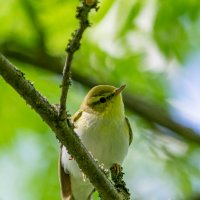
[59,85,133,200]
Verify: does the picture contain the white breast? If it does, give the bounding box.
[76,111,129,167]
[62,111,129,174]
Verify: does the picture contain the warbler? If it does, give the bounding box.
[59,85,133,200]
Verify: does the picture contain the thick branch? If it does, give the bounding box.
[2,48,200,144]
[59,2,95,119]
[0,53,124,200]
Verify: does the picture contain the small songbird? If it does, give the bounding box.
[59,85,133,200]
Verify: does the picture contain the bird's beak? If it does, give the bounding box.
[114,84,126,96]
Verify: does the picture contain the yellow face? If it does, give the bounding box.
[81,85,125,115]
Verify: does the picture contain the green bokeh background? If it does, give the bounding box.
[1,0,200,199]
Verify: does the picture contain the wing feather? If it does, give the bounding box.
[125,117,133,145]
[72,110,83,123]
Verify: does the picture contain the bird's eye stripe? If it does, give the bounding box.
[106,93,114,100]
[91,94,113,105]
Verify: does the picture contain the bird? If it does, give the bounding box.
[59,84,133,200]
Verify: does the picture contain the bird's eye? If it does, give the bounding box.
[100,97,106,103]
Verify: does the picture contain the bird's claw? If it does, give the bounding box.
[110,163,122,176]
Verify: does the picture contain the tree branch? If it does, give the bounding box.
[0,53,125,200]
[2,47,200,144]
[59,1,97,119]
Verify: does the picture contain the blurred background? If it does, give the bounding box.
[0,0,200,199]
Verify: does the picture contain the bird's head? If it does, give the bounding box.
[81,85,126,116]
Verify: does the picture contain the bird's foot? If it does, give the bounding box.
[110,163,122,176]
[110,163,131,199]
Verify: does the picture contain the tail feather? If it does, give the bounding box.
[59,145,94,200]
[59,145,74,200]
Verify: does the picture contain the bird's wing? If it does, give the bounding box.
[125,117,133,145]
[71,110,83,123]
[59,145,73,200]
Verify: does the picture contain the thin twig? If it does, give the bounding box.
[59,1,98,119]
